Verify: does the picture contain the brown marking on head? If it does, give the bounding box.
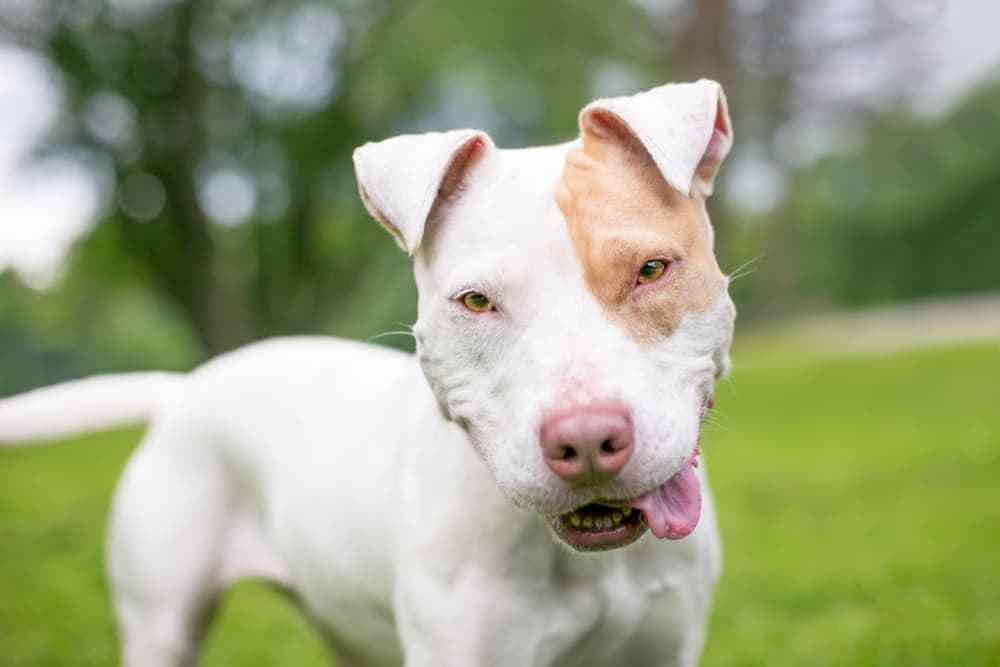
[555,111,727,344]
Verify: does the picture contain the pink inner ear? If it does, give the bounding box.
[696,97,732,184]
[581,108,658,170]
[582,108,636,146]
[433,136,487,212]
[699,130,728,171]
[713,97,731,139]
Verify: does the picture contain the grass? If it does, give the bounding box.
[1,341,998,665]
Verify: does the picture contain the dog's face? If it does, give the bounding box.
[354,80,735,552]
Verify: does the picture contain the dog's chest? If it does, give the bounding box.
[532,552,703,667]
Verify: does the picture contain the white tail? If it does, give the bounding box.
[0,372,185,445]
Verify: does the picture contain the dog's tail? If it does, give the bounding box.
[0,372,185,445]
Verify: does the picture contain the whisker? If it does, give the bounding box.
[700,420,730,435]
[366,330,417,342]
[728,267,758,283]
[721,374,741,398]
[727,254,764,284]
[704,408,730,426]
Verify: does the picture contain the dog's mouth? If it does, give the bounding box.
[550,501,647,551]
[550,445,702,552]
[550,395,713,552]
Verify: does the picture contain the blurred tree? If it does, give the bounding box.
[0,0,986,374]
[788,83,1000,308]
[637,0,931,310]
[1,0,668,356]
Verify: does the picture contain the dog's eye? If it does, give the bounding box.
[637,259,668,285]
[462,292,495,312]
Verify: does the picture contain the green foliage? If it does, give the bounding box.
[0,270,199,396]
[2,342,997,665]
[18,0,670,358]
[2,0,677,390]
[6,0,995,377]
[783,85,1000,311]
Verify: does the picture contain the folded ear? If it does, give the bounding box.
[353,130,493,255]
[579,79,732,198]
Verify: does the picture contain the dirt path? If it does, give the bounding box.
[742,293,1000,356]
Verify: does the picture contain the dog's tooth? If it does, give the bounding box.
[582,516,593,528]
[570,514,581,527]
[603,516,613,529]
[612,511,623,523]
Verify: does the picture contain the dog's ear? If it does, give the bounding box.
[353,130,493,255]
[579,79,732,198]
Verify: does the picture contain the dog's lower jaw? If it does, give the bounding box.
[549,504,648,552]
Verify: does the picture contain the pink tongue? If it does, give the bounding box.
[632,465,702,540]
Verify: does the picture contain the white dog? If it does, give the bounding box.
[0,79,736,667]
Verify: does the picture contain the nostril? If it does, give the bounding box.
[600,439,614,454]
[557,444,578,461]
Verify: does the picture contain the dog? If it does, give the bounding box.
[0,79,736,666]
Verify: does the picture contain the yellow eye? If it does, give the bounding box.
[462,291,494,312]
[637,259,668,284]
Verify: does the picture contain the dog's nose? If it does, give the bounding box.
[540,401,633,485]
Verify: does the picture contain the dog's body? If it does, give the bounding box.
[102,337,720,667]
[0,81,736,666]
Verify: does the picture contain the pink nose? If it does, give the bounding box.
[540,400,634,485]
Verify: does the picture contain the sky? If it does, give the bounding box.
[0,47,100,286]
[0,0,998,286]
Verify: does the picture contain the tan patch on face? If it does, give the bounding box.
[555,126,726,344]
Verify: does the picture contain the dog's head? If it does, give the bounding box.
[354,80,735,552]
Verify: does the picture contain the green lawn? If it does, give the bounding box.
[1,341,998,666]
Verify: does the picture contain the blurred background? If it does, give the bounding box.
[0,0,997,665]
[0,0,997,388]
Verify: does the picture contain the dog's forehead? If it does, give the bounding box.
[475,143,571,233]
[428,143,577,268]
[420,135,728,350]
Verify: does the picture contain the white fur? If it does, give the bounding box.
[581,78,731,197]
[0,372,182,444]
[0,81,736,667]
[354,129,493,254]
